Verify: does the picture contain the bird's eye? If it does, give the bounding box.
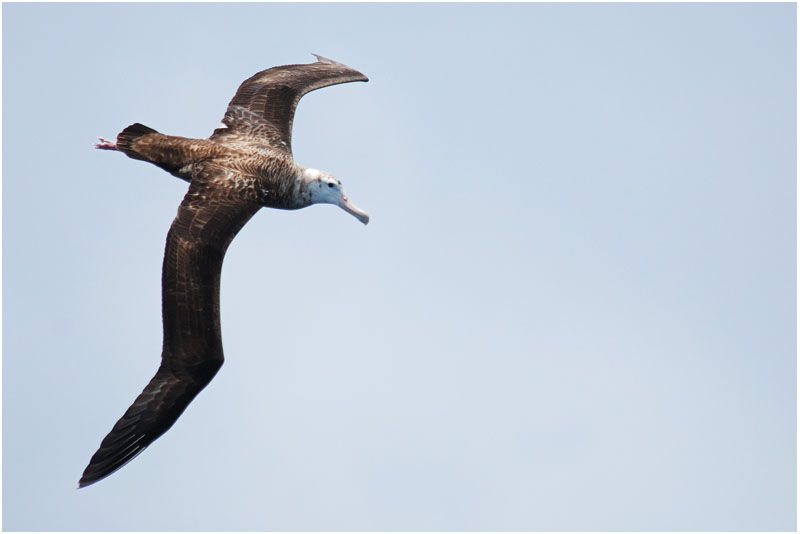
[328,183,335,188]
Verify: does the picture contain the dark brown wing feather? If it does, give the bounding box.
[77,365,217,487]
[210,54,368,154]
[79,166,260,488]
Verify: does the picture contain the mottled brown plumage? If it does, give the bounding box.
[80,55,369,488]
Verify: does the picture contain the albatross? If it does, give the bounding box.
[79,55,369,488]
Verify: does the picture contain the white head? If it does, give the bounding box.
[302,168,369,225]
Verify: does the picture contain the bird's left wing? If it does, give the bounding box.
[209,54,368,155]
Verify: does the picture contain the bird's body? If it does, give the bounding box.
[80,55,368,488]
[116,126,303,207]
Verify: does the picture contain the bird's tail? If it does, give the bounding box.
[116,123,159,162]
[114,123,202,182]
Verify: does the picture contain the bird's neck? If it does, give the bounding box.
[252,163,309,210]
[291,167,323,208]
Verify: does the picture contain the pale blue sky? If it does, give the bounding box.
[3,2,796,531]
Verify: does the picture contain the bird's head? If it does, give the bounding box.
[302,168,369,225]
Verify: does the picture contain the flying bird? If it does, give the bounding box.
[79,55,369,488]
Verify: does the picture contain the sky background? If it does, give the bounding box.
[2,2,796,531]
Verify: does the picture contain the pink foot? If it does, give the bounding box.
[94,137,117,150]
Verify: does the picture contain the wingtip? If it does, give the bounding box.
[311,54,369,83]
[311,53,336,64]
[78,470,102,489]
[77,470,112,489]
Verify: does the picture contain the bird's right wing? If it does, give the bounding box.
[78,364,218,488]
[80,165,261,488]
